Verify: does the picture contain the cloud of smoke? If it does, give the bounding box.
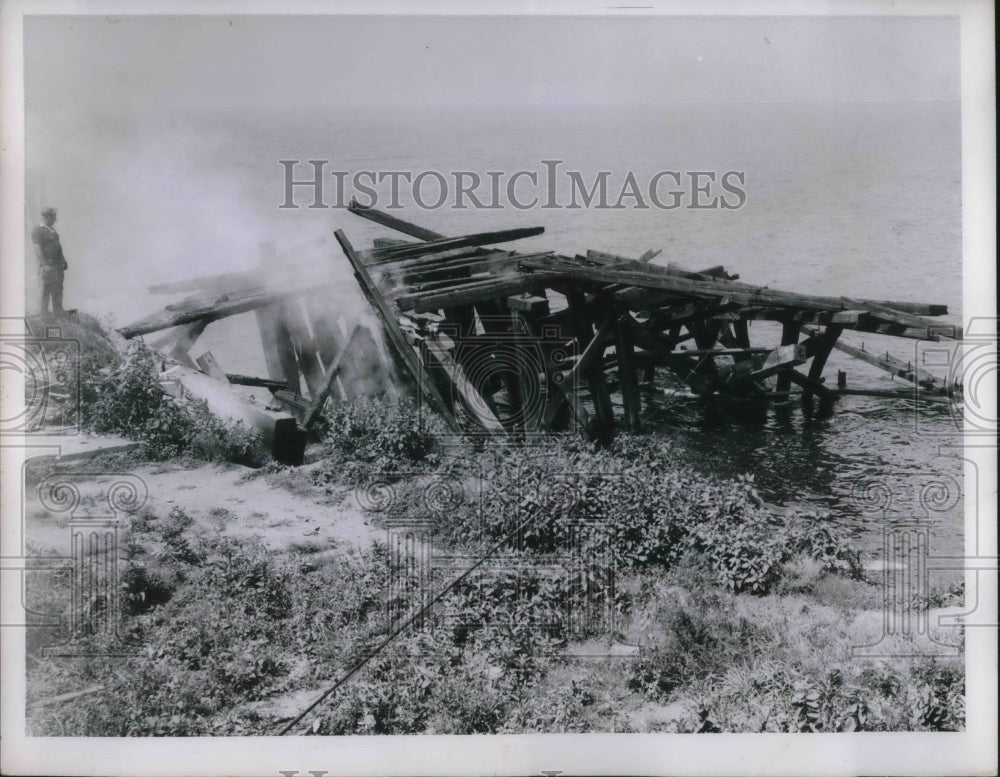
[26,114,397,396]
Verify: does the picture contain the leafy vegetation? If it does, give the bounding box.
[311,397,444,485]
[73,335,268,465]
[26,396,963,735]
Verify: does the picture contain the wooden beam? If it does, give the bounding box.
[523,256,950,322]
[334,229,460,431]
[508,309,532,432]
[272,389,311,420]
[254,303,286,384]
[306,301,344,372]
[785,368,837,401]
[347,199,447,241]
[195,351,230,383]
[508,294,550,315]
[802,324,842,401]
[280,299,325,398]
[615,314,642,432]
[842,299,961,339]
[148,320,208,368]
[161,364,306,465]
[542,316,614,434]
[398,273,563,313]
[302,325,361,429]
[714,342,810,390]
[119,280,336,338]
[368,226,545,263]
[225,374,287,390]
[423,338,506,435]
[271,306,304,395]
[802,325,947,393]
[369,246,492,271]
[776,321,802,394]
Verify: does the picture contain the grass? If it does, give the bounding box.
[25,395,965,735]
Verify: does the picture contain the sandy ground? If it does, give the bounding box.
[23,439,381,559]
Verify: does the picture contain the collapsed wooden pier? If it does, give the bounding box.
[118,205,962,460]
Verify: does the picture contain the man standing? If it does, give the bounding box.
[31,206,68,315]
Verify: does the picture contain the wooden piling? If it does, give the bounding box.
[614,313,642,432]
[776,321,802,394]
[802,324,843,402]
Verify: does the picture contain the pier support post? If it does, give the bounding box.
[803,324,843,402]
[614,313,642,432]
[776,321,802,395]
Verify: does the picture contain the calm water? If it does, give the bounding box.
[35,100,965,560]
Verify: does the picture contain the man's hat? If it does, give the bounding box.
[41,206,57,217]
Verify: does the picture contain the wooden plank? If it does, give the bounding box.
[565,288,614,439]
[334,229,460,431]
[423,338,506,434]
[520,258,836,312]
[147,320,208,368]
[525,256,950,322]
[835,387,950,401]
[368,226,545,263]
[387,251,553,285]
[714,342,810,389]
[398,273,563,313]
[302,325,362,429]
[162,364,307,465]
[508,309,532,431]
[842,298,961,339]
[508,294,550,315]
[119,281,336,338]
[776,321,802,394]
[802,325,946,393]
[542,316,614,433]
[254,304,286,383]
[347,199,447,241]
[31,685,105,707]
[614,314,641,432]
[273,389,311,420]
[785,368,837,401]
[195,351,230,383]
[369,246,492,271]
[688,319,723,376]
[802,324,842,401]
[225,374,287,390]
[280,299,325,398]
[303,295,344,368]
[272,305,304,395]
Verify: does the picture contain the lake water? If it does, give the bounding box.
[33,100,965,562]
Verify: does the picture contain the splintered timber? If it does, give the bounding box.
[118,203,961,462]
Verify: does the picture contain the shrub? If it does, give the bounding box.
[313,397,442,485]
[74,339,268,465]
[431,438,863,595]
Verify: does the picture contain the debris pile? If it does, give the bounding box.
[118,203,961,461]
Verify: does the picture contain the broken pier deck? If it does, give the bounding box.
[118,205,962,456]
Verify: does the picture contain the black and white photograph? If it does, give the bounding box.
[0,2,995,775]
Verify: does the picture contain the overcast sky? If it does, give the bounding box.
[26,14,959,125]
